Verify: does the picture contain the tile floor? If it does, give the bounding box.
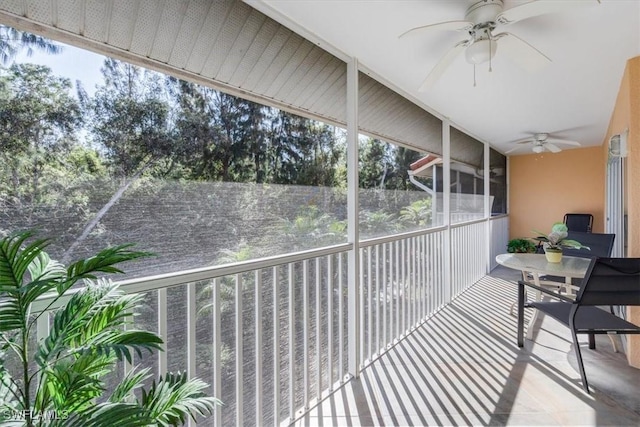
[295,267,640,426]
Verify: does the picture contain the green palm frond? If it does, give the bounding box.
[77,330,163,364]
[109,367,152,403]
[36,281,161,367]
[77,286,145,340]
[35,284,102,367]
[0,231,218,426]
[63,244,153,293]
[43,356,113,414]
[0,367,21,409]
[0,230,51,292]
[0,298,24,333]
[64,402,153,427]
[140,371,219,426]
[27,251,65,283]
[1,258,62,333]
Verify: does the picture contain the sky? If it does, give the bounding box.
[14,41,106,96]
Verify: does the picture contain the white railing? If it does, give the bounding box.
[490,215,510,270]
[141,244,353,427]
[32,220,499,426]
[358,228,446,366]
[451,220,488,297]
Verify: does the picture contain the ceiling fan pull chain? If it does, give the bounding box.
[488,39,493,72]
[473,64,476,87]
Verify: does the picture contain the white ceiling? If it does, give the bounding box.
[249,0,640,155]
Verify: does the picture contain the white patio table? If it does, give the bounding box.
[495,253,592,344]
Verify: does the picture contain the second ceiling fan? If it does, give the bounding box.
[400,0,600,90]
[506,133,581,154]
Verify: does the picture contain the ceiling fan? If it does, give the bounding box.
[506,132,581,154]
[400,0,600,90]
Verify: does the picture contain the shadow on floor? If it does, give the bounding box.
[296,267,640,426]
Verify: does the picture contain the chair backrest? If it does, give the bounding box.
[577,258,640,306]
[564,213,593,232]
[563,231,615,258]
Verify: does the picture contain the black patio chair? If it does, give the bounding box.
[517,257,640,394]
[542,232,615,290]
[564,213,593,233]
[538,232,617,350]
[563,231,615,259]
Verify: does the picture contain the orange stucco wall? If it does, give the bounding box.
[605,56,640,368]
[508,146,605,240]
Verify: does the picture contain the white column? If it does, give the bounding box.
[347,57,360,377]
[484,141,491,273]
[442,121,451,303]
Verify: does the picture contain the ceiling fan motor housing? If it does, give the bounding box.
[465,0,504,24]
[534,133,549,142]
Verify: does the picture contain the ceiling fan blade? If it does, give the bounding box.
[513,138,535,145]
[495,32,551,73]
[545,143,562,153]
[496,0,600,26]
[505,146,523,154]
[399,20,473,38]
[546,138,581,146]
[419,41,468,92]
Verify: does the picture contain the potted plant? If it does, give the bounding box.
[533,222,589,263]
[0,230,219,426]
[507,238,536,254]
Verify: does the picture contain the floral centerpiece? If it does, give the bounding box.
[533,222,590,262]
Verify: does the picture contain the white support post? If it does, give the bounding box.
[315,257,322,400]
[288,264,295,421]
[442,121,452,303]
[255,270,263,423]
[157,288,167,376]
[366,247,372,360]
[187,282,197,381]
[303,260,310,408]
[374,245,380,354]
[272,267,281,425]
[338,254,344,380]
[212,279,222,427]
[36,314,49,344]
[327,256,334,391]
[187,283,196,427]
[382,243,387,347]
[484,141,491,273]
[235,275,243,426]
[347,57,360,376]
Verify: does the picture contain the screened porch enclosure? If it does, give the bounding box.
[0,0,515,425]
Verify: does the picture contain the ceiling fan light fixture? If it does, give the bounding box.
[532,145,544,153]
[465,38,497,65]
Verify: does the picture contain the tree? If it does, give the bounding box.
[64,59,179,262]
[90,59,177,178]
[359,137,392,189]
[0,63,83,208]
[172,80,266,182]
[386,145,422,190]
[0,25,62,65]
[267,110,342,186]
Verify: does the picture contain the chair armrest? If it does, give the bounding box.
[517,280,574,303]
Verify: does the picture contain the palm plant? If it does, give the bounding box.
[0,230,219,426]
[399,198,432,227]
[533,222,589,252]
